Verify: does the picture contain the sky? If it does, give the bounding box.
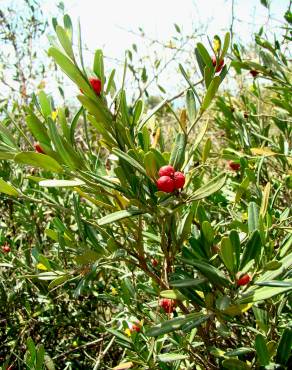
[0,0,290,101]
[59,0,288,59]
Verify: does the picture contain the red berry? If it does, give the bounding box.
[159,298,175,313]
[34,143,44,154]
[157,176,175,193]
[250,69,259,78]
[237,274,251,286]
[2,245,10,253]
[173,171,185,189]
[89,77,102,95]
[212,56,224,72]
[229,161,240,171]
[151,258,159,267]
[158,165,175,178]
[131,324,140,333]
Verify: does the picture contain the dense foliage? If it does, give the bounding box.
[0,4,291,370]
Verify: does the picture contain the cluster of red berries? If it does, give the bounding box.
[2,244,10,253]
[212,56,225,73]
[236,273,251,286]
[228,161,240,171]
[159,298,176,313]
[156,165,185,193]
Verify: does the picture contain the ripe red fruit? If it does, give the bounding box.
[159,298,175,313]
[157,176,175,193]
[250,69,259,78]
[2,245,10,253]
[237,274,251,286]
[131,324,141,333]
[151,258,159,267]
[173,171,185,189]
[229,161,240,171]
[158,165,175,178]
[212,56,225,72]
[89,77,102,95]
[34,143,44,154]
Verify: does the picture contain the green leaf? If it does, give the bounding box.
[144,151,157,179]
[38,91,52,118]
[181,259,231,287]
[225,348,255,357]
[47,117,82,169]
[63,14,73,41]
[202,137,211,163]
[75,248,100,264]
[26,112,50,145]
[0,178,19,197]
[93,49,105,85]
[229,230,241,271]
[260,0,270,8]
[257,252,292,282]
[48,47,96,101]
[235,176,250,204]
[39,179,85,187]
[202,221,213,243]
[255,280,292,288]
[0,152,16,160]
[106,329,132,346]
[158,353,188,363]
[194,47,205,77]
[36,344,45,370]
[220,32,230,60]
[186,89,196,125]
[48,274,71,290]
[179,64,199,97]
[248,201,259,233]
[145,313,207,337]
[105,69,116,95]
[170,132,187,170]
[240,230,261,269]
[14,152,62,173]
[112,148,147,176]
[170,278,206,288]
[196,43,213,69]
[188,173,226,201]
[237,278,292,304]
[220,236,235,274]
[56,25,74,60]
[260,182,270,217]
[78,95,112,125]
[160,290,185,300]
[276,328,292,365]
[204,65,213,88]
[133,100,144,125]
[137,98,167,132]
[26,337,36,363]
[97,209,145,226]
[222,359,250,369]
[201,76,221,112]
[255,334,270,366]
[191,118,209,153]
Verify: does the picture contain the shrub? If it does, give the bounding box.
[0,11,291,370]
